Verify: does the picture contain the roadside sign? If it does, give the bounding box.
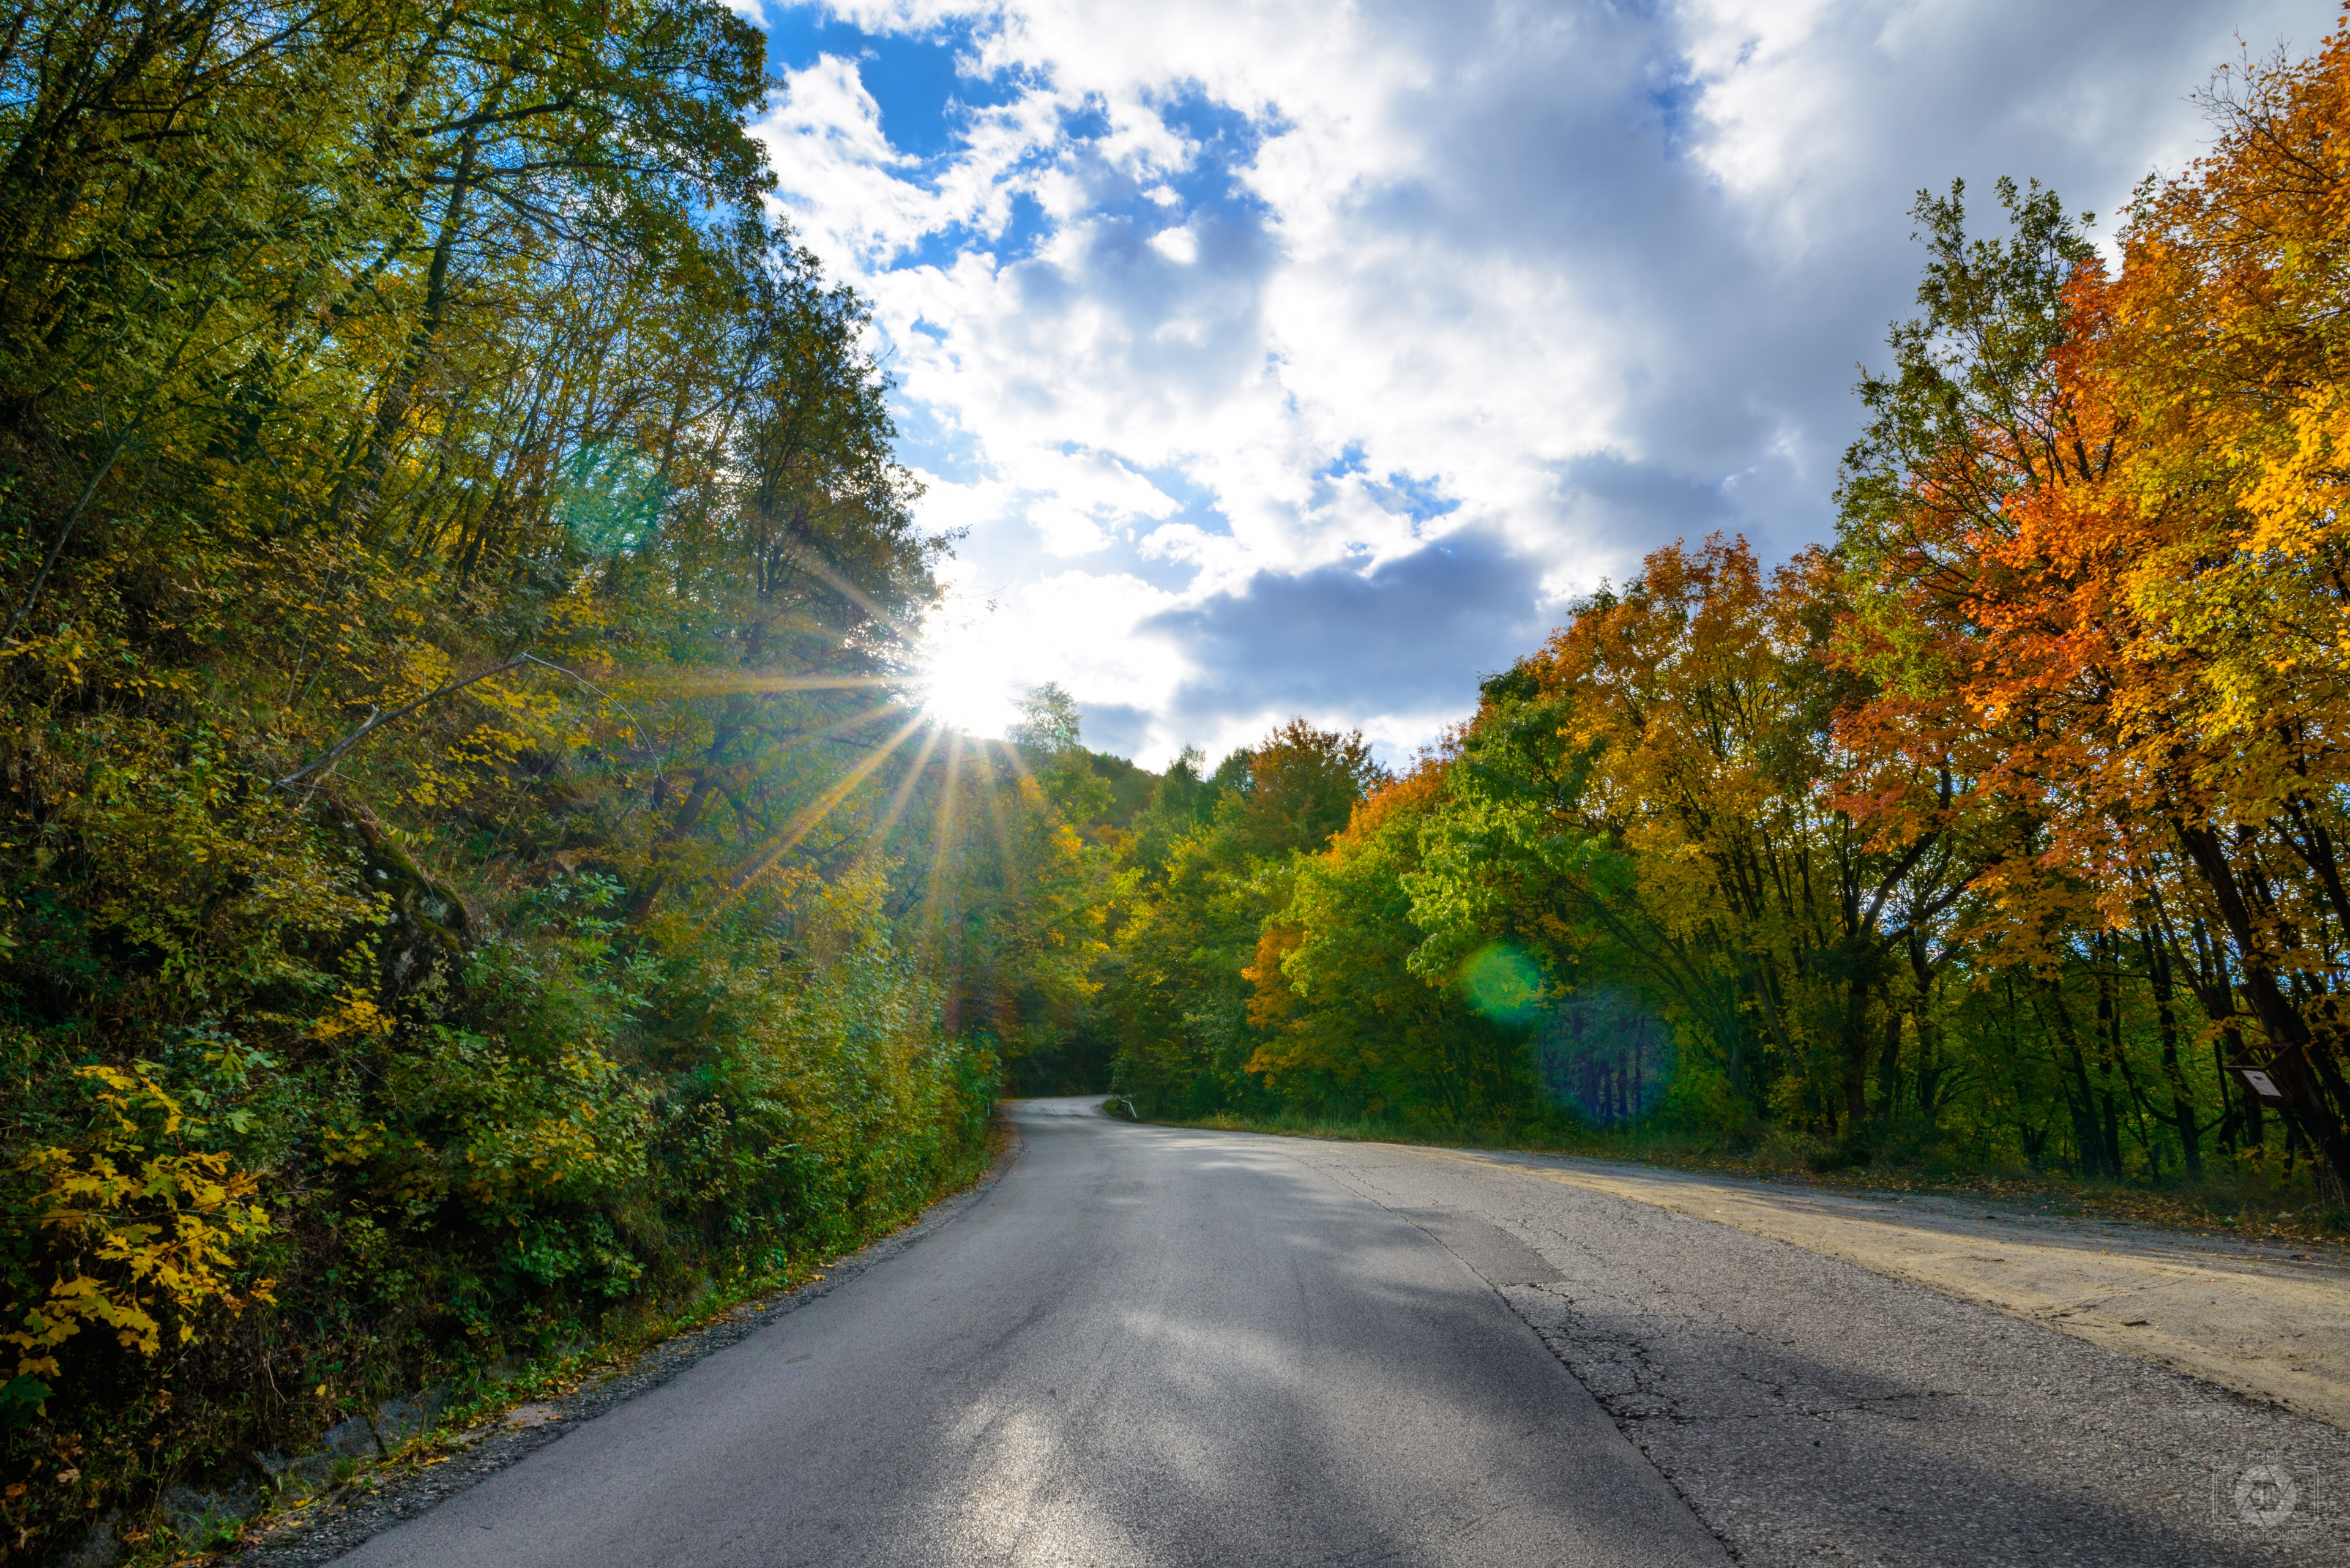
[2234,1067,2288,1104]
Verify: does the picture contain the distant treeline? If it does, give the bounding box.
[1056,35,2350,1204]
[0,0,1087,1554]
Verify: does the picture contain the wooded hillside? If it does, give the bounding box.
[0,0,1105,1555]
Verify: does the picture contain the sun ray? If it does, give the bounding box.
[627,671,898,700]
[992,734,1040,790]
[854,719,947,873]
[916,733,968,971]
[704,710,933,919]
[974,737,1025,900]
[788,553,933,653]
[785,696,912,750]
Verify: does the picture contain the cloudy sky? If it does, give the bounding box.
[750,0,2332,766]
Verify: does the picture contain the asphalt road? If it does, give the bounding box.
[332,1099,1729,1567]
[1278,1135,2349,1566]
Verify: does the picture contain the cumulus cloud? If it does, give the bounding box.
[757,0,2332,762]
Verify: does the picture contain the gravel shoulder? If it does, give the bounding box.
[1265,1132,2350,1567]
[1420,1146,2350,1432]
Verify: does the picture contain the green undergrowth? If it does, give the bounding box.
[152,1118,1010,1566]
[1160,1108,2350,1250]
[4,861,1005,1566]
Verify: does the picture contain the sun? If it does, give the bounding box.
[912,578,1032,737]
[916,643,1018,739]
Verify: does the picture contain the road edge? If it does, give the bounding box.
[228,1115,1029,1567]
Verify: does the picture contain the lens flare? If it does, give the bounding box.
[1460,943,1544,1026]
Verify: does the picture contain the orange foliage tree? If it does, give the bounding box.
[1835,35,2350,1184]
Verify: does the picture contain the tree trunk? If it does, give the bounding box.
[2171,822,2350,1186]
[627,693,755,922]
[2139,926,2202,1177]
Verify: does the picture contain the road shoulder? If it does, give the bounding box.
[1413,1145,2350,1432]
[1265,1131,2350,1566]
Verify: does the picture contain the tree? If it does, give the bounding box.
[1834,83,2350,1184]
[1103,719,1388,1116]
[1231,718,1389,859]
[1250,762,1533,1127]
[1008,682,1085,757]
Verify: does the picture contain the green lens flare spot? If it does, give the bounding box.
[1460,942,1543,1025]
[559,443,665,556]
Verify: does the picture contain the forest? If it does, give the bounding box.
[4,0,2350,1557]
[1078,40,2350,1202]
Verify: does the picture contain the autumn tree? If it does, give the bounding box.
[1835,62,2350,1184]
[1103,719,1388,1116]
[1248,762,1534,1126]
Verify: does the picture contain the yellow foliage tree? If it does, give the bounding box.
[7,1067,273,1397]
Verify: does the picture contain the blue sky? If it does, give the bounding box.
[748,0,2335,766]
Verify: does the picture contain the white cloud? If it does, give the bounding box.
[759,0,2334,763]
[1147,225,1199,264]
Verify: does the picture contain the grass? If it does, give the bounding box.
[1156,1107,2350,1249]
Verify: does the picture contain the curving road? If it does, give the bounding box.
[329,1100,2349,1566]
[332,1099,1727,1567]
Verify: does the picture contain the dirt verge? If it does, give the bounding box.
[1420,1144,2350,1431]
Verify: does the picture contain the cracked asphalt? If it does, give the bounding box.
[1279,1133,2349,1566]
[326,1100,2346,1566]
[1419,1146,2350,1430]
